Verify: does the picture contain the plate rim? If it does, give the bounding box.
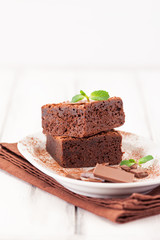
[17,131,160,189]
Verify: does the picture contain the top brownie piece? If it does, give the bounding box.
[42,97,125,138]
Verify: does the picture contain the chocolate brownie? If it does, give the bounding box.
[42,97,125,138]
[46,130,123,168]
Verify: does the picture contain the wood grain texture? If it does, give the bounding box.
[0,71,76,238]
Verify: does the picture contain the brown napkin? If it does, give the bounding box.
[1,143,160,223]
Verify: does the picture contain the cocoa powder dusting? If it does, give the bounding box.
[20,133,160,183]
[121,131,146,161]
[134,164,160,182]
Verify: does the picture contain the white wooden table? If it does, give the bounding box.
[1,68,160,239]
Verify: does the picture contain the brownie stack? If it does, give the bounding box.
[42,97,125,168]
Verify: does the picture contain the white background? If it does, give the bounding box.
[0,0,160,67]
[1,0,160,239]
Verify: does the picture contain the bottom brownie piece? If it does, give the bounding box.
[46,130,123,168]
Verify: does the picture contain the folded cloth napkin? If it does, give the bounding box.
[1,143,160,223]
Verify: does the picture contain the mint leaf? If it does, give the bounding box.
[138,155,154,165]
[90,90,110,101]
[71,90,110,103]
[120,155,154,167]
[80,90,89,101]
[71,94,84,103]
[120,159,136,167]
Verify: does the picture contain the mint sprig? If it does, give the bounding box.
[120,155,154,167]
[80,90,89,101]
[120,159,136,167]
[138,155,154,164]
[90,90,110,101]
[71,94,84,103]
[71,90,110,103]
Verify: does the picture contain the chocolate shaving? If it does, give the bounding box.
[81,172,105,182]
[66,173,81,180]
[110,165,120,169]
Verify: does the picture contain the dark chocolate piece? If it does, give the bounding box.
[120,165,131,172]
[130,169,148,178]
[42,97,125,138]
[130,163,138,169]
[93,164,134,183]
[46,130,123,168]
[81,172,105,182]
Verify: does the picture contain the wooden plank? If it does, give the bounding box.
[76,210,160,238]
[0,69,76,238]
[75,72,155,237]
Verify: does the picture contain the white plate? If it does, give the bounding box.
[17,131,160,198]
